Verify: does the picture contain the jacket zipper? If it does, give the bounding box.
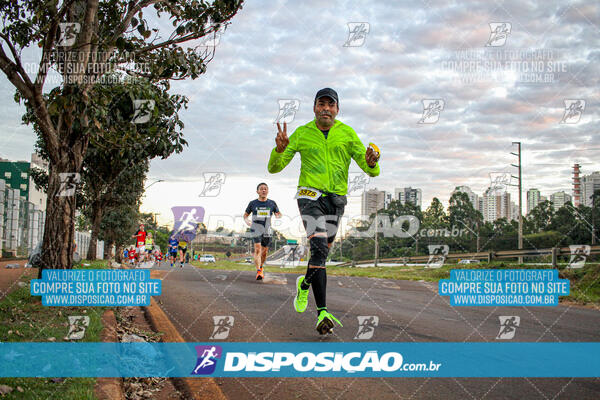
[323,122,335,193]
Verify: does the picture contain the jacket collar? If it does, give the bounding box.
[308,119,341,131]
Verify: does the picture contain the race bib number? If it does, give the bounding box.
[294,187,322,200]
[256,208,271,219]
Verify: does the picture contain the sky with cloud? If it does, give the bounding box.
[1,0,598,236]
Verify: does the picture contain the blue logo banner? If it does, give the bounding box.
[1,343,599,378]
[439,269,569,306]
[30,269,161,306]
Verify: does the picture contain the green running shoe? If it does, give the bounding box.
[293,276,309,313]
[316,309,343,335]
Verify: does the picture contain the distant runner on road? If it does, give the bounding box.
[132,224,147,263]
[268,88,380,334]
[244,183,282,280]
[178,239,188,268]
[145,232,154,260]
[128,246,137,266]
[168,235,179,268]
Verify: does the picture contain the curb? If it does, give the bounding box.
[95,309,125,400]
[144,297,227,400]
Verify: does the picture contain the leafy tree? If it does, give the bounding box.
[149,226,170,255]
[547,202,577,246]
[448,191,483,251]
[90,161,147,258]
[590,189,600,244]
[422,197,447,228]
[528,200,554,233]
[100,204,140,262]
[385,199,423,221]
[81,77,187,258]
[0,0,244,268]
[28,76,186,260]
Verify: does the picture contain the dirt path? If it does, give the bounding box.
[0,260,36,301]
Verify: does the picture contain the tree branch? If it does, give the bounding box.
[114,0,164,42]
[31,93,60,164]
[33,0,73,92]
[0,33,34,88]
[135,24,220,54]
[0,44,33,99]
[65,0,99,89]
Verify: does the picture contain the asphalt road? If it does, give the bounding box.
[153,262,600,400]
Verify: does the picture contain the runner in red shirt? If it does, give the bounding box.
[128,246,137,265]
[132,224,147,262]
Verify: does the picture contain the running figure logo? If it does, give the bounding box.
[56,173,80,197]
[191,345,222,375]
[427,245,449,268]
[496,316,520,339]
[347,172,370,197]
[560,99,585,124]
[274,99,300,124]
[58,23,80,46]
[199,172,226,197]
[568,245,590,269]
[171,206,205,242]
[489,172,512,195]
[354,316,379,340]
[210,316,234,340]
[65,316,90,340]
[418,99,444,124]
[132,100,155,124]
[197,22,226,47]
[485,22,511,47]
[344,22,370,47]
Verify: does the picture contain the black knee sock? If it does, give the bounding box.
[306,268,326,314]
[301,267,315,290]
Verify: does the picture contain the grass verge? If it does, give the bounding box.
[0,261,113,399]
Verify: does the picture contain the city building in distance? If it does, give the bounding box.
[361,188,386,216]
[0,153,48,255]
[527,188,541,215]
[550,191,572,211]
[395,187,422,208]
[452,186,480,211]
[581,171,600,207]
[482,187,512,222]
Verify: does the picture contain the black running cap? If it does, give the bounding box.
[315,88,339,105]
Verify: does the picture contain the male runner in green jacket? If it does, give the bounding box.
[268,88,380,334]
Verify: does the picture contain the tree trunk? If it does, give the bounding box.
[115,244,123,263]
[104,240,113,260]
[39,151,84,277]
[87,202,103,260]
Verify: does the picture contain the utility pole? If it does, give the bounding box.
[374,209,379,267]
[511,142,523,263]
[593,194,597,245]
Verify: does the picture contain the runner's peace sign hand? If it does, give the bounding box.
[275,122,289,153]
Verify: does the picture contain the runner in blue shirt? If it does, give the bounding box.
[168,235,179,268]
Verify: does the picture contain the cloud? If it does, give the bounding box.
[0,0,597,227]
